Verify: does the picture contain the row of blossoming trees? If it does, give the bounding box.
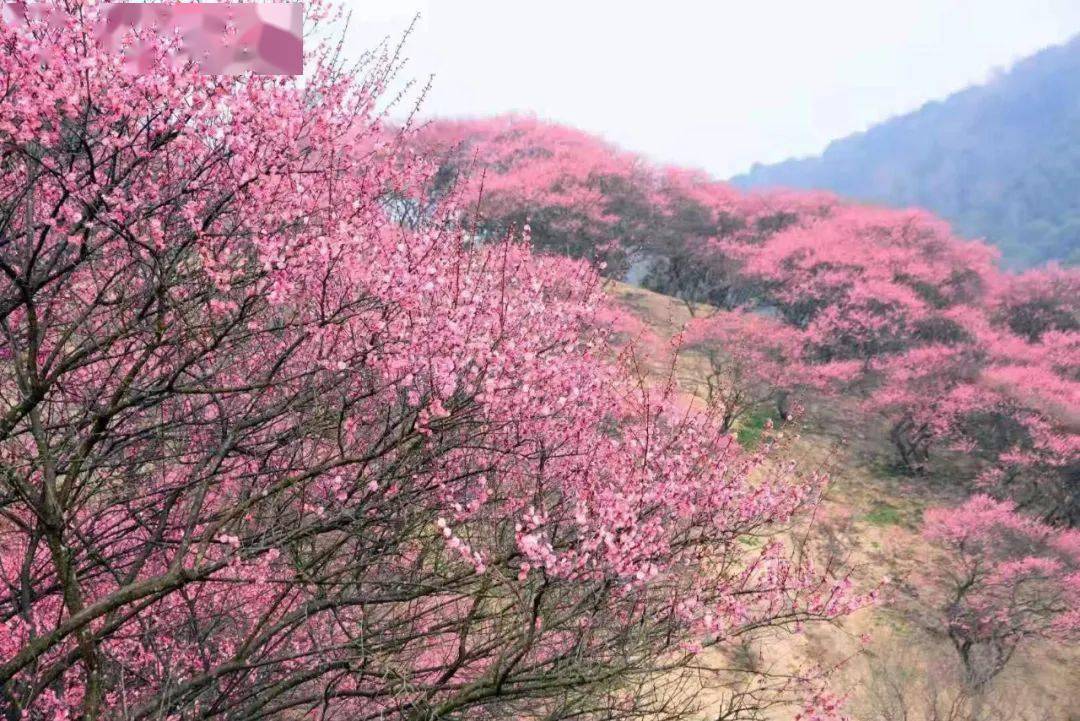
[412,115,1077,520]
[410,115,1080,693]
[0,3,875,720]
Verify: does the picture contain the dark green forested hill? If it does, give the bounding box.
[732,34,1080,269]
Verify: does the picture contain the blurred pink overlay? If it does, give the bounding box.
[2,2,303,74]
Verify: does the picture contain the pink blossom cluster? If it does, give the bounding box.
[923,495,1080,683]
[0,5,869,719]
[413,119,1076,521]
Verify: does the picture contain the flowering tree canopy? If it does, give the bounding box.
[418,117,1079,528]
[681,310,856,431]
[411,116,654,276]
[923,496,1080,688]
[0,4,870,720]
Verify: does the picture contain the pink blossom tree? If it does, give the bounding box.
[868,306,1078,521]
[410,119,835,309]
[411,119,1079,531]
[734,206,997,366]
[411,116,655,277]
[922,496,1080,689]
[0,5,869,720]
[991,264,1080,343]
[681,310,852,432]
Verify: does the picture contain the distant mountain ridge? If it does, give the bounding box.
[732,34,1080,268]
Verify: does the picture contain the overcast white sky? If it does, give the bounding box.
[338,1,1080,178]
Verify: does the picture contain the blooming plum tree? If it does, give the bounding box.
[681,310,853,432]
[992,265,1080,343]
[0,4,869,720]
[868,309,1078,521]
[411,116,654,277]
[922,496,1080,689]
[415,118,1078,528]
[734,206,997,366]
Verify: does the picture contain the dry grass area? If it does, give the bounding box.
[604,281,1080,721]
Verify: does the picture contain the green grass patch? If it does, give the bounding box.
[867,457,914,480]
[862,502,904,527]
[735,407,777,449]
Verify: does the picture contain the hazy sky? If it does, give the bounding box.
[339,1,1080,178]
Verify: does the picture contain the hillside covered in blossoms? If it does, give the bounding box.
[411,115,1077,524]
[406,115,1080,715]
[0,3,1077,721]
